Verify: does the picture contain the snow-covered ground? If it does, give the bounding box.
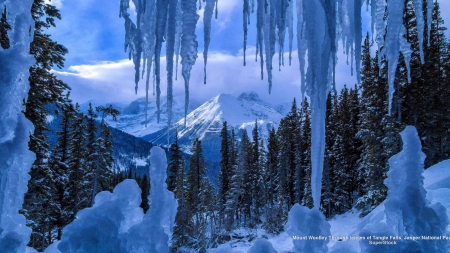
[209,158,450,253]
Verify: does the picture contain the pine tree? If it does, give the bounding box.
[218,121,231,226]
[224,129,243,231]
[401,0,450,167]
[171,159,192,252]
[356,34,392,215]
[51,95,75,240]
[264,127,283,233]
[89,105,119,205]
[65,103,89,225]
[322,92,337,217]
[186,138,207,234]
[331,85,360,213]
[0,6,11,49]
[23,1,69,249]
[167,131,182,192]
[299,97,313,209]
[277,99,301,208]
[239,130,253,226]
[138,174,150,213]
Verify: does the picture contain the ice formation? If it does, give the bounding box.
[57,180,144,252]
[52,146,177,252]
[120,0,210,128]
[208,243,234,253]
[285,204,331,253]
[247,238,277,253]
[0,1,35,252]
[124,146,178,252]
[358,126,448,253]
[328,241,357,253]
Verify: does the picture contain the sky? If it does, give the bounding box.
[49,0,450,107]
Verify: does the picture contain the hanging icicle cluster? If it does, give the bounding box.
[241,0,431,208]
[120,0,218,129]
[121,0,433,208]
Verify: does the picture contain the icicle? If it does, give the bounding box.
[303,0,335,209]
[142,0,157,128]
[287,0,293,66]
[375,0,386,71]
[166,0,178,131]
[412,0,425,63]
[426,0,433,46]
[256,0,265,80]
[370,0,376,39]
[351,45,354,76]
[276,0,289,71]
[215,0,219,18]
[180,0,200,125]
[198,0,202,10]
[296,0,307,98]
[383,0,409,115]
[132,0,145,94]
[354,0,362,84]
[175,0,182,81]
[243,0,251,66]
[203,0,216,84]
[264,0,276,94]
[327,0,337,91]
[154,0,169,124]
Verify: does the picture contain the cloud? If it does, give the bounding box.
[45,0,63,8]
[55,46,356,108]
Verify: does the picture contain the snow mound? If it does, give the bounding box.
[329,241,357,253]
[285,204,330,253]
[57,180,144,253]
[52,146,176,253]
[208,243,234,253]
[247,238,277,253]
[424,159,450,190]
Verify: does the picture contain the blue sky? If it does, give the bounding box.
[49,0,450,106]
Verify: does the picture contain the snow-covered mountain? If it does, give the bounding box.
[80,94,200,137]
[143,92,285,162]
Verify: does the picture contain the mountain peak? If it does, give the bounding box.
[238,91,262,102]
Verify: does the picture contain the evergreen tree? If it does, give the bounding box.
[23,1,69,249]
[218,121,231,226]
[322,92,337,217]
[171,159,192,252]
[264,127,283,233]
[138,174,150,213]
[186,138,207,234]
[167,131,182,192]
[277,99,301,208]
[331,85,360,213]
[64,103,89,225]
[89,105,119,205]
[239,130,253,226]
[50,95,75,240]
[224,129,243,231]
[0,6,11,49]
[299,97,313,208]
[356,34,393,215]
[401,0,450,167]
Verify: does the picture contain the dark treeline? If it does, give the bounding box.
[168,1,450,252]
[20,0,124,251]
